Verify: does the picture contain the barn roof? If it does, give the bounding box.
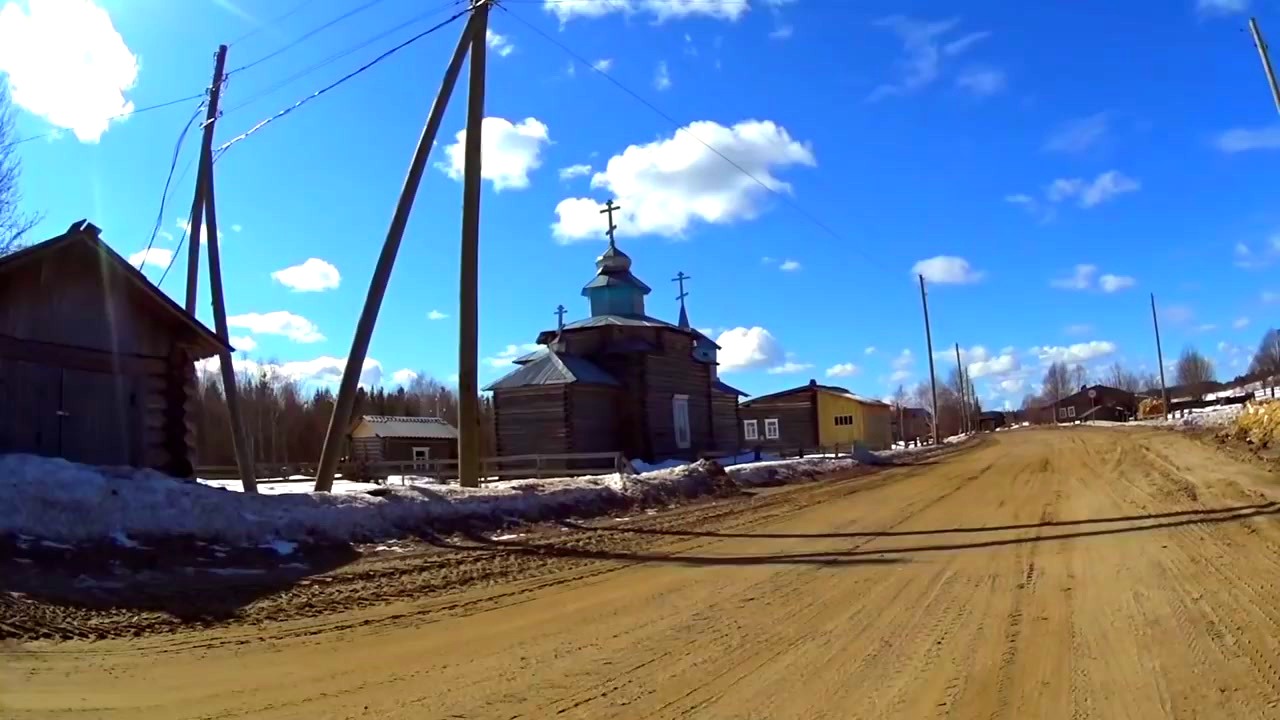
[483,351,620,391]
[0,220,229,358]
[356,415,458,439]
[741,380,890,408]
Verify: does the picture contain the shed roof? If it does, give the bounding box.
[741,380,890,408]
[0,220,229,358]
[355,415,459,439]
[484,351,620,391]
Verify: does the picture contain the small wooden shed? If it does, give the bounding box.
[349,415,459,466]
[0,220,228,475]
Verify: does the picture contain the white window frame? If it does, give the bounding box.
[764,417,780,439]
[1067,406,1077,418]
[412,446,431,471]
[743,419,759,440]
[672,394,692,449]
[1057,407,1067,419]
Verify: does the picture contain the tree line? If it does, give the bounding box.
[192,367,496,467]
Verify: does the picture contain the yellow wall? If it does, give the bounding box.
[816,392,892,450]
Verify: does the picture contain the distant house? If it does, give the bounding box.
[977,410,1007,432]
[738,379,893,451]
[1046,384,1137,423]
[891,406,933,444]
[0,221,228,475]
[349,415,458,466]
[484,233,746,463]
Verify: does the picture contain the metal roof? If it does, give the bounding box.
[512,348,547,365]
[713,379,748,397]
[581,269,652,294]
[357,415,459,439]
[741,382,890,408]
[483,351,620,391]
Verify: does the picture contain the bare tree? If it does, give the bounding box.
[1249,328,1280,377]
[0,85,40,254]
[1041,362,1073,406]
[1104,362,1144,393]
[1174,346,1215,387]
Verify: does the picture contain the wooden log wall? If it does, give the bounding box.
[493,386,570,457]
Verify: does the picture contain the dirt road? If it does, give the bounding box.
[6,428,1280,719]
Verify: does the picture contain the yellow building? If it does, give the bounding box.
[738,379,893,451]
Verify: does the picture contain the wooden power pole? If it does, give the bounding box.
[1249,18,1280,116]
[1151,293,1170,420]
[953,343,966,434]
[185,44,228,315]
[314,7,482,492]
[919,275,939,445]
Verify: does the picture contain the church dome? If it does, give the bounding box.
[595,241,632,272]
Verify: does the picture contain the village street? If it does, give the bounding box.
[6,427,1280,719]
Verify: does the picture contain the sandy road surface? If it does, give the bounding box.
[6,428,1280,719]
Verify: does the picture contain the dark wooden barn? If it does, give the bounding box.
[0,221,228,475]
[484,233,745,463]
[1046,384,1138,423]
[349,415,459,466]
[977,410,1007,432]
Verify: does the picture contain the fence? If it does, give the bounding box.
[196,451,627,486]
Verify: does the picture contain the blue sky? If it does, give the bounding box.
[2,0,1278,409]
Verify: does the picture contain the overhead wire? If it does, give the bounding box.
[228,0,317,46]
[221,0,464,116]
[499,4,895,274]
[215,5,472,155]
[224,0,395,77]
[139,101,207,280]
[0,93,208,151]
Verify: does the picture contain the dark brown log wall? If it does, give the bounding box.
[643,331,712,460]
[493,386,570,456]
[568,385,621,453]
[739,395,819,451]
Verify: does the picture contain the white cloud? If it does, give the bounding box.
[174,217,223,246]
[544,0,751,25]
[391,369,419,387]
[769,24,793,40]
[128,247,173,270]
[1215,126,1280,153]
[826,362,859,378]
[227,311,324,343]
[955,67,1005,96]
[270,258,340,292]
[868,16,990,101]
[865,346,877,355]
[1051,264,1097,290]
[229,335,256,352]
[427,309,448,321]
[1234,235,1280,269]
[485,343,540,368]
[1064,324,1093,336]
[1047,170,1140,208]
[1234,316,1251,329]
[591,58,614,72]
[893,349,914,370]
[1196,323,1218,332]
[716,326,784,372]
[1165,304,1194,324]
[767,360,815,375]
[0,0,138,142]
[1044,113,1109,153]
[197,356,385,388]
[485,29,514,57]
[1099,273,1136,293]
[552,120,815,242]
[1198,0,1249,15]
[440,117,550,191]
[912,255,984,284]
[230,224,243,233]
[559,164,592,180]
[969,352,1020,379]
[1264,290,1280,303]
[998,377,1026,394]
[889,369,912,383]
[779,259,801,271]
[1032,341,1117,365]
[654,60,672,91]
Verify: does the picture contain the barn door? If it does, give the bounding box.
[0,360,61,457]
[58,369,141,467]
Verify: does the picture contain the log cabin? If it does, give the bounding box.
[0,220,229,476]
[483,233,746,463]
[349,415,459,466]
[738,379,893,452]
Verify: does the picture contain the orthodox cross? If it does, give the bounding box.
[600,199,621,247]
[554,304,567,332]
[672,271,691,305]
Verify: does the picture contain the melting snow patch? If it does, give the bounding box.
[491,533,524,541]
[263,539,298,556]
[109,531,145,549]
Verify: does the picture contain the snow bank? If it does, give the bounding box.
[1133,404,1245,430]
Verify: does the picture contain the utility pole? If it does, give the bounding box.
[1249,18,1280,116]
[953,343,966,434]
[200,159,256,493]
[919,275,939,445]
[185,45,228,315]
[314,10,481,492]
[456,0,491,489]
[1151,293,1170,420]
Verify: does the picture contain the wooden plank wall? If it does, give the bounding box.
[739,396,818,451]
[568,386,621,453]
[494,386,570,456]
[643,331,712,460]
[711,391,740,451]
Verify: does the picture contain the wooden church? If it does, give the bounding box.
[484,201,745,463]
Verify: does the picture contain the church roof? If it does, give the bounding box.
[713,379,749,397]
[483,350,620,391]
[581,269,652,294]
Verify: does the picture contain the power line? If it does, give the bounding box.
[216,6,472,155]
[140,102,206,279]
[501,5,893,273]
[225,0,395,77]
[228,0,317,46]
[0,93,207,151]
[158,223,190,288]
[222,0,463,116]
